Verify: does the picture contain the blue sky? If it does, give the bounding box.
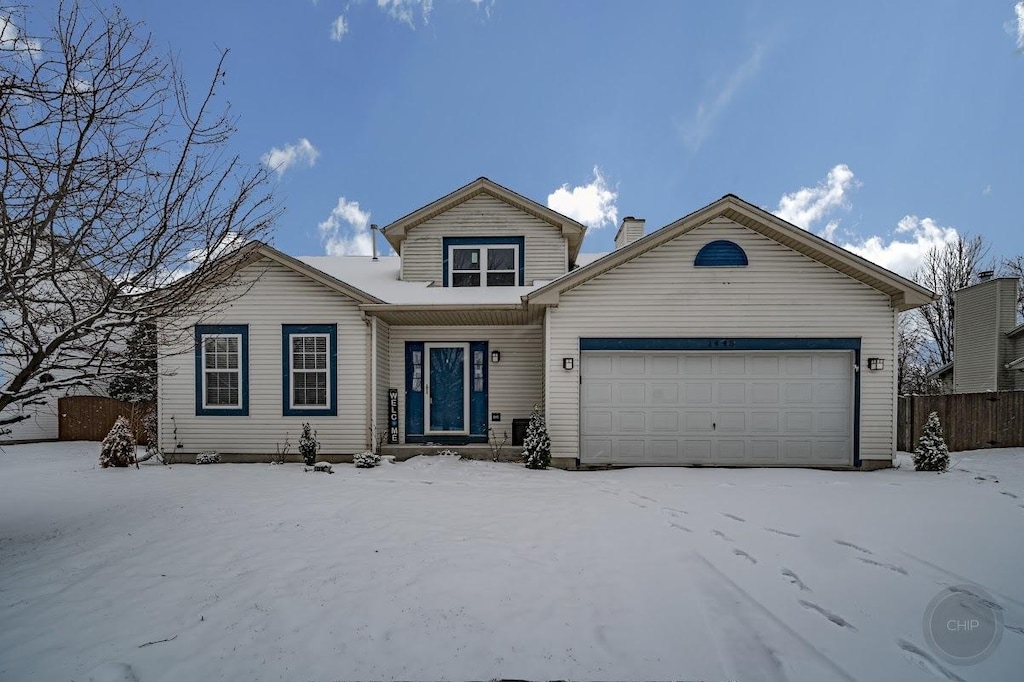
[20,1,1024,274]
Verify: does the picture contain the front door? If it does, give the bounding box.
[425,343,468,434]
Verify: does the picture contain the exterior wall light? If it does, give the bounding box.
[491,350,501,363]
[867,358,885,370]
[563,357,574,370]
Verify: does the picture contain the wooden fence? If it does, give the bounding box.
[898,391,1024,452]
[58,396,153,444]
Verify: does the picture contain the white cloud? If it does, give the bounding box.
[261,139,320,177]
[983,184,993,196]
[377,0,434,28]
[0,14,42,58]
[319,197,373,256]
[547,166,618,230]
[1014,2,1024,52]
[839,216,959,277]
[330,15,349,41]
[679,43,765,151]
[774,164,859,230]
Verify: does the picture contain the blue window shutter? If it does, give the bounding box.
[405,342,424,436]
[469,341,488,436]
[695,240,748,267]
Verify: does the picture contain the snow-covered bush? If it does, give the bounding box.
[196,451,220,465]
[436,449,461,458]
[914,411,950,472]
[523,405,551,469]
[354,450,381,468]
[299,423,319,466]
[99,416,137,468]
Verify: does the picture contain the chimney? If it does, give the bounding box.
[614,216,645,249]
[952,276,1019,392]
[370,224,379,261]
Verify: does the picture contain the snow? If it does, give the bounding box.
[1,442,1022,681]
[296,252,610,304]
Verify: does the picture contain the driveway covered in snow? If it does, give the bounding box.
[1,443,1022,681]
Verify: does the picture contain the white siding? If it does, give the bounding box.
[157,258,369,456]
[546,218,898,463]
[388,326,543,442]
[0,403,58,442]
[374,318,391,445]
[400,194,567,284]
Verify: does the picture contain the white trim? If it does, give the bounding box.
[201,333,243,409]
[447,244,520,288]
[370,317,378,442]
[424,342,470,435]
[288,332,331,410]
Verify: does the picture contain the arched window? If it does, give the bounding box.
[694,240,748,267]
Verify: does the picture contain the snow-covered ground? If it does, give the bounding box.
[1,443,1022,682]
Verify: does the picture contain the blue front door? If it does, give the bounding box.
[427,344,467,433]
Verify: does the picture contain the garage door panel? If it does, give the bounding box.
[580,350,854,466]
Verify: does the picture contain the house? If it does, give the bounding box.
[928,274,1024,393]
[156,178,934,469]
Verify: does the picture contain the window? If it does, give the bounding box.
[694,240,748,267]
[282,324,337,416]
[195,325,248,416]
[442,237,525,287]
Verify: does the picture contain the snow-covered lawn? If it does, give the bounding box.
[1,443,1022,682]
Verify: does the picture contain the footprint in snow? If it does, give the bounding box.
[947,586,1003,612]
[1000,491,1019,499]
[858,557,908,575]
[722,513,746,523]
[896,639,967,682]
[662,506,688,515]
[628,500,647,509]
[764,527,800,538]
[782,569,809,591]
[834,539,873,555]
[631,493,656,503]
[667,521,693,533]
[1006,624,1024,637]
[799,600,856,630]
[732,548,757,564]
[710,529,733,542]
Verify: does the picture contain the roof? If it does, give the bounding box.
[1007,322,1024,339]
[1006,357,1024,371]
[926,362,953,379]
[380,177,589,263]
[525,194,937,311]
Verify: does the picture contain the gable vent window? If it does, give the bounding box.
[695,240,748,267]
[444,238,524,287]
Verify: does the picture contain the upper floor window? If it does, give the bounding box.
[442,237,525,287]
[694,240,748,267]
[195,325,249,416]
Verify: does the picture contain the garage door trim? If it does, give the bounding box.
[578,337,862,467]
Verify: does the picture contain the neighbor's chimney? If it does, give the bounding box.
[615,216,645,249]
[371,224,379,261]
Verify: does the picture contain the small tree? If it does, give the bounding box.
[99,416,137,468]
[298,423,319,466]
[913,411,950,472]
[523,405,551,470]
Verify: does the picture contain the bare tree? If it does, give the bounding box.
[911,234,989,366]
[1000,254,1024,321]
[0,2,278,433]
[897,313,941,395]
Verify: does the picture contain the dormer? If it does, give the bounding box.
[381,178,587,286]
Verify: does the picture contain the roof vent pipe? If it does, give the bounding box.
[371,224,379,261]
[978,270,994,283]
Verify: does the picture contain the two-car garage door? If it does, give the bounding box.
[580,349,855,466]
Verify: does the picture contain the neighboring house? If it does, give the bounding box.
[928,274,1024,393]
[156,178,934,469]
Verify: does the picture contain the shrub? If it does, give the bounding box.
[99,416,137,468]
[298,423,319,466]
[913,411,950,472]
[523,405,551,469]
[196,451,220,465]
[354,450,381,468]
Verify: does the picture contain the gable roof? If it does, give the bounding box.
[526,194,936,311]
[1007,322,1024,339]
[194,241,385,305]
[381,177,588,262]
